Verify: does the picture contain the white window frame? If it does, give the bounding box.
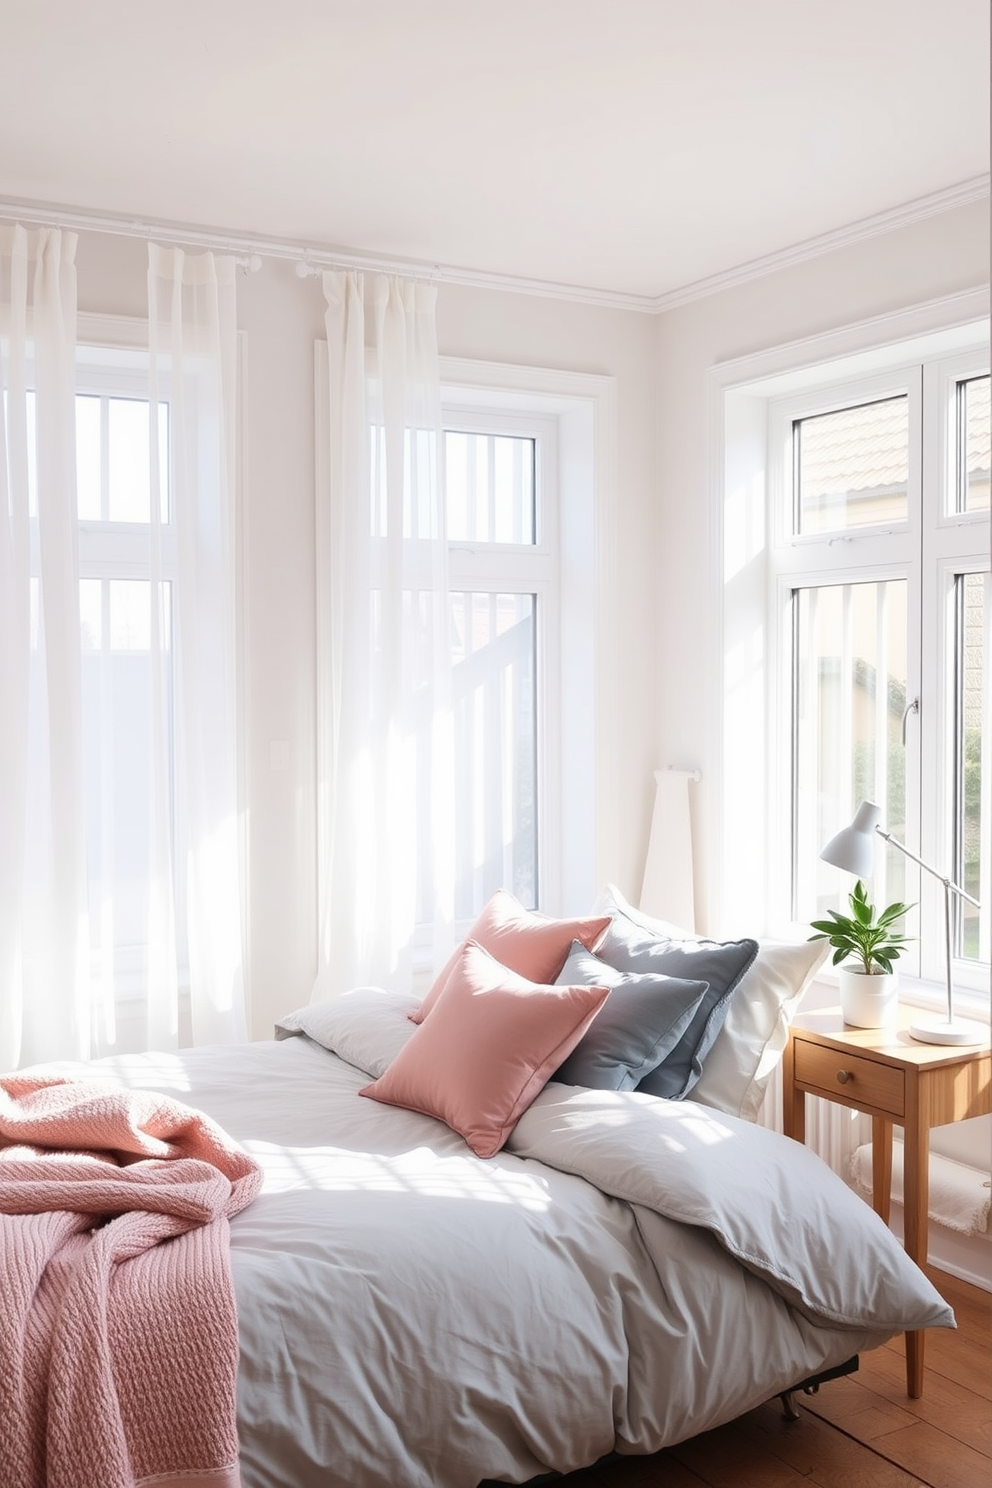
[767,365,925,952]
[69,320,184,1004]
[67,314,247,1023]
[710,290,990,1027]
[439,358,616,921]
[314,349,616,924]
[440,404,559,917]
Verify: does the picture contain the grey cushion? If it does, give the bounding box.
[553,941,709,1092]
[594,916,758,1100]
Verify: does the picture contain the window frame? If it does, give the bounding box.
[767,363,925,967]
[63,312,247,1023]
[70,328,183,1001]
[436,360,614,922]
[712,294,990,1026]
[440,404,560,920]
[771,351,990,995]
[315,347,616,931]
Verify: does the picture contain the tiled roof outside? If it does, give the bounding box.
[799,376,990,523]
[965,374,990,483]
[799,396,908,500]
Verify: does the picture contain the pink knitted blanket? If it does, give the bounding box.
[0,1074,262,1488]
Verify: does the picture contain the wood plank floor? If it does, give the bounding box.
[523,1268,991,1488]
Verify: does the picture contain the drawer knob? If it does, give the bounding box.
[836,1070,853,1085]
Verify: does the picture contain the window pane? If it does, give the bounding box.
[108,397,153,522]
[795,397,909,535]
[794,580,908,922]
[72,396,170,524]
[76,394,102,519]
[958,375,990,513]
[79,578,174,964]
[445,432,536,544]
[369,425,440,540]
[450,591,536,916]
[955,571,989,961]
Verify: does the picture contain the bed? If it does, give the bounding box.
[3,887,955,1488]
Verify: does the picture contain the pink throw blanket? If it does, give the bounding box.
[0,1074,262,1488]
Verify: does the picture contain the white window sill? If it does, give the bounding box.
[807,965,990,1031]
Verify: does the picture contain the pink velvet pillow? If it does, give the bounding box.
[411,889,610,1024]
[360,940,609,1158]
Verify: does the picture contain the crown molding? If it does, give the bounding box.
[0,196,656,312]
[650,175,991,313]
[1,175,988,317]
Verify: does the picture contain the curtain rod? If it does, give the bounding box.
[0,198,440,280]
[0,197,653,311]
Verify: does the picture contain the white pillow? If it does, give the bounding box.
[275,984,419,1079]
[693,937,827,1120]
[592,885,827,1121]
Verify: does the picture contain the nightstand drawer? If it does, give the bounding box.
[794,1040,905,1117]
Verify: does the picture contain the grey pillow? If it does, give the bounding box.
[553,941,709,1092]
[594,916,758,1100]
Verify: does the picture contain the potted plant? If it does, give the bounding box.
[809,879,915,1028]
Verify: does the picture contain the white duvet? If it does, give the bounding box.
[39,988,953,1488]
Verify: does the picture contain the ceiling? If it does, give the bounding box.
[2,0,989,305]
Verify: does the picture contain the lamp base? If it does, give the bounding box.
[908,1015,988,1046]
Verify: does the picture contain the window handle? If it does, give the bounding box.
[900,696,919,746]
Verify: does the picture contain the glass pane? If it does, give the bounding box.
[368,424,440,540]
[794,579,909,924]
[450,591,536,916]
[445,432,536,544]
[958,375,990,513]
[80,577,102,650]
[96,397,170,524]
[79,578,174,961]
[75,395,102,519]
[795,397,909,535]
[955,572,989,961]
[108,397,152,522]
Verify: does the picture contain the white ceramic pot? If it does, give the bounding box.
[838,966,899,1029]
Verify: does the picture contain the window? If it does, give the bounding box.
[73,346,180,1006]
[316,348,608,983]
[442,416,556,918]
[768,347,990,996]
[14,335,181,1028]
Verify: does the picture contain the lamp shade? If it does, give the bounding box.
[820,800,881,878]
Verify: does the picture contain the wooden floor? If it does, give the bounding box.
[535,1268,991,1488]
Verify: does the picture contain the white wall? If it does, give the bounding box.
[74,235,660,1039]
[653,197,990,936]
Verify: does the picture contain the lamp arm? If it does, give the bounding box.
[876,828,981,909]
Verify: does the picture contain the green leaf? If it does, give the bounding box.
[852,895,873,927]
[809,917,848,935]
[875,901,914,927]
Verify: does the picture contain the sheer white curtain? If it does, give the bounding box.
[146,244,246,1047]
[0,226,87,1068]
[0,233,246,1068]
[316,272,454,996]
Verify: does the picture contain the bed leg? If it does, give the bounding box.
[779,1388,803,1422]
[777,1355,859,1421]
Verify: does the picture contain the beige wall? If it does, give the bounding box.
[653,198,990,932]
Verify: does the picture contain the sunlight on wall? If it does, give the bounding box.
[723,473,766,582]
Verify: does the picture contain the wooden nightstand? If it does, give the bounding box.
[781,1006,991,1399]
